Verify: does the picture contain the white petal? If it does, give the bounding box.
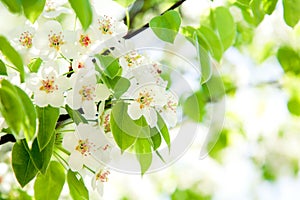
[83,155,100,170]
[95,84,111,101]
[34,92,48,107]
[127,102,143,120]
[82,100,97,119]
[143,108,157,128]
[69,151,84,171]
[48,93,64,107]
[62,132,77,152]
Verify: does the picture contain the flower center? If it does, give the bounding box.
[136,92,153,109]
[19,31,33,49]
[79,85,95,101]
[78,62,85,69]
[124,52,142,67]
[75,139,93,156]
[48,31,64,51]
[79,34,91,47]
[95,170,110,182]
[39,76,58,93]
[98,15,113,35]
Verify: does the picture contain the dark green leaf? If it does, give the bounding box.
[0,0,22,13]
[135,138,152,175]
[0,36,24,82]
[283,0,300,27]
[67,170,89,200]
[28,58,43,73]
[21,0,46,23]
[36,106,59,150]
[150,10,181,43]
[12,140,38,187]
[0,59,7,75]
[114,0,135,7]
[30,136,55,174]
[65,105,88,125]
[68,0,93,30]
[277,46,300,75]
[34,161,65,200]
[97,55,121,79]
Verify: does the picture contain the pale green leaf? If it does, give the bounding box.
[65,105,88,125]
[67,170,89,200]
[283,0,300,27]
[68,0,93,30]
[21,0,46,23]
[135,138,152,175]
[114,0,135,7]
[28,58,43,73]
[0,0,22,13]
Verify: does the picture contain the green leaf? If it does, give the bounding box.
[12,140,38,187]
[65,105,88,125]
[34,161,65,200]
[36,106,59,150]
[0,59,7,75]
[114,0,135,7]
[194,32,212,84]
[110,103,136,151]
[28,58,43,73]
[150,10,181,43]
[21,0,46,23]
[287,96,300,116]
[14,86,37,142]
[213,7,236,50]
[0,82,23,136]
[97,55,121,79]
[283,0,300,27]
[68,0,93,30]
[135,138,152,175]
[250,0,265,24]
[0,36,24,82]
[183,91,206,122]
[30,136,55,174]
[67,170,89,200]
[156,112,170,150]
[262,0,278,15]
[0,0,22,13]
[150,127,161,150]
[277,46,300,75]
[197,26,223,62]
[107,76,130,99]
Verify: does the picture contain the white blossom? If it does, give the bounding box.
[91,168,110,196]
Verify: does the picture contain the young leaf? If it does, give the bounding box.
[0,36,24,82]
[114,0,135,7]
[283,0,300,27]
[156,112,170,151]
[150,127,161,150]
[183,90,206,123]
[30,136,55,174]
[277,46,300,75]
[213,6,236,50]
[135,138,152,175]
[68,0,93,30]
[107,76,130,99]
[34,161,65,200]
[14,86,37,142]
[110,110,135,151]
[21,0,46,23]
[67,170,89,200]
[97,55,121,79]
[28,58,43,73]
[262,0,278,15]
[65,105,88,125]
[12,140,38,187]
[194,32,212,84]
[0,59,7,75]
[0,0,22,13]
[36,106,59,150]
[150,10,181,43]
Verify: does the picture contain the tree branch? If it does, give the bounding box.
[0,134,16,145]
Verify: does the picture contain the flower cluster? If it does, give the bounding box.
[0,0,178,197]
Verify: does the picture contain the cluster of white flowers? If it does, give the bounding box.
[0,0,179,196]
